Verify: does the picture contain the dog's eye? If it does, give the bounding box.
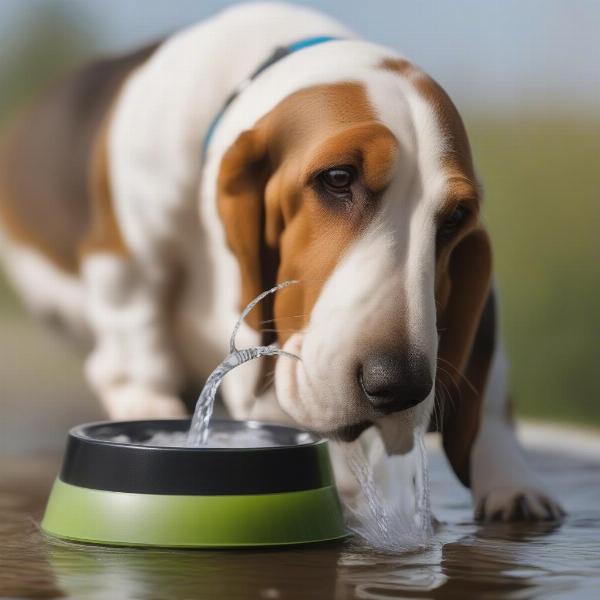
[317,166,356,197]
[322,168,354,189]
[441,205,469,234]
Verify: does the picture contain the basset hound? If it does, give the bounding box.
[0,2,563,521]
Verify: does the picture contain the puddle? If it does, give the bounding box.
[1,437,599,600]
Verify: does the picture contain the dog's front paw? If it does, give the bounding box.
[100,383,188,420]
[475,487,566,522]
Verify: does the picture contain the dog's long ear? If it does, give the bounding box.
[217,128,281,335]
[436,227,493,487]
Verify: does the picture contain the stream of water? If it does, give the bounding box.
[344,431,433,553]
[186,281,299,447]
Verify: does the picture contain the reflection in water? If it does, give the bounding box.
[335,542,447,599]
[1,445,599,600]
[47,541,343,600]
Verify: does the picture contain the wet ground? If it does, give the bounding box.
[1,315,599,599]
[2,436,599,600]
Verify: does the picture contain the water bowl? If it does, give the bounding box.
[41,419,348,548]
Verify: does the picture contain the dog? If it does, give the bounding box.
[0,2,563,521]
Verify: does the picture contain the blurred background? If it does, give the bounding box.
[0,0,598,455]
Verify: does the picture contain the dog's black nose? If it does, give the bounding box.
[359,350,433,414]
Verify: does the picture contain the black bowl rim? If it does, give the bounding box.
[68,418,324,452]
[59,419,334,495]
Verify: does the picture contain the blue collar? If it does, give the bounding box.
[203,35,340,153]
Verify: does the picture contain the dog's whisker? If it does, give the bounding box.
[259,313,310,326]
[431,388,443,431]
[437,357,479,396]
[436,374,455,415]
[436,366,462,404]
[258,368,277,394]
[433,397,443,432]
[434,382,446,416]
[439,380,452,417]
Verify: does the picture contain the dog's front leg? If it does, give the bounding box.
[470,343,565,521]
[82,253,187,419]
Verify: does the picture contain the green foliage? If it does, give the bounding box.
[468,118,600,424]
[0,3,96,128]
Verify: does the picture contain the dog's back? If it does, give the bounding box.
[0,42,162,341]
[0,42,160,273]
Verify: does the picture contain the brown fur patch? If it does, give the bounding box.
[0,42,160,272]
[217,83,398,340]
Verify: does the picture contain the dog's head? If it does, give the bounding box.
[216,57,491,454]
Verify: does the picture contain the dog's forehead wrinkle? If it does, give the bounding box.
[372,58,477,215]
[365,73,418,167]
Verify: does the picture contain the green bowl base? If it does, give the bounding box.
[42,479,348,548]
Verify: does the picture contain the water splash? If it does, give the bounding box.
[186,281,299,447]
[343,430,433,554]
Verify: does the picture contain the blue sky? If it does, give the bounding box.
[1,0,598,115]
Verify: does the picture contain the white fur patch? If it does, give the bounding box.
[0,231,89,342]
[81,252,187,417]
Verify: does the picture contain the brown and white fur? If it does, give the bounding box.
[0,3,563,521]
